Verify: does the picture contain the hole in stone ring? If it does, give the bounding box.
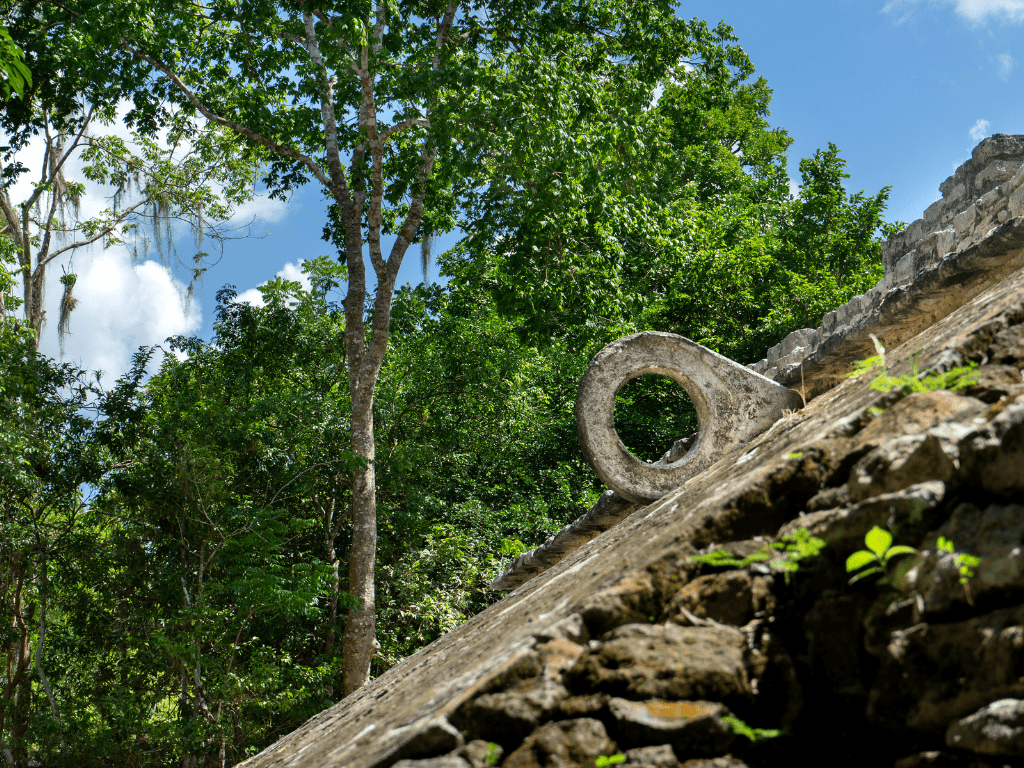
[613,374,699,464]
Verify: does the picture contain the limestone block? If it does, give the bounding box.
[1010,182,1024,218]
[502,719,616,768]
[894,251,917,286]
[954,204,977,242]
[923,198,945,227]
[999,209,1010,223]
[946,699,1024,756]
[943,182,965,205]
[608,698,736,755]
[935,228,955,258]
[979,187,1002,210]
[565,623,752,703]
[977,160,1024,193]
[906,218,925,244]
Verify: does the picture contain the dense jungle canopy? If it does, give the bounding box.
[1,1,900,764]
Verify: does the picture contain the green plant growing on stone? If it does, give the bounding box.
[937,536,981,606]
[847,335,977,394]
[485,742,502,766]
[691,528,827,583]
[722,715,783,742]
[595,755,626,767]
[845,526,918,584]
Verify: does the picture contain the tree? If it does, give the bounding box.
[42,0,701,692]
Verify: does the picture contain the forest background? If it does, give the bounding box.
[0,0,1021,766]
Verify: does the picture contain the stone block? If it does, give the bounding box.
[1010,182,1024,218]
[978,188,1001,210]
[935,228,955,258]
[946,699,1024,756]
[894,251,917,286]
[954,204,976,242]
[977,159,1024,194]
[906,218,925,244]
[923,198,945,227]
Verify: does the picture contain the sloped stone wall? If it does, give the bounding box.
[239,260,1024,768]
[750,134,1024,395]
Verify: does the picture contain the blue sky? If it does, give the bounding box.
[21,0,1024,379]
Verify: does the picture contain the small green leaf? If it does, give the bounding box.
[881,545,917,563]
[845,550,877,572]
[864,526,892,556]
[785,451,803,460]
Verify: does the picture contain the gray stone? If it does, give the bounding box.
[624,744,681,767]
[574,331,803,503]
[502,718,617,768]
[907,502,1024,615]
[566,623,751,704]
[960,396,1024,496]
[458,740,503,768]
[456,676,568,745]
[989,324,1024,365]
[662,570,775,627]
[869,604,1024,732]
[608,698,735,755]
[393,758,471,768]
[946,699,1024,756]
[380,718,465,767]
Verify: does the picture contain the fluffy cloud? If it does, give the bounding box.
[883,0,1024,23]
[970,118,992,141]
[28,247,202,382]
[235,261,313,308]
[3,102,296,381]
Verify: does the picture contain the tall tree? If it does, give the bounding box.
[45,0,698,692]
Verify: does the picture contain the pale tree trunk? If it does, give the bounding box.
[116,0,459,697]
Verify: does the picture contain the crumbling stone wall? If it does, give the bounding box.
[239,256,1024,768]
[751,134,1024,390]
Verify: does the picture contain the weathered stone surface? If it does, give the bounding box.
[393,758,470,768]
[661,571,774,627]
[958,364,1024,403]
[946,698,1024,756]
[990,324,1024,365]
[575,331,803,503]
[960,395,1024,496]
[608,698,735,755]
[457,740,502,768]
[869,604,1024,733]
[624,744,681,767]
[907,502,1024,615]
[502,719,616,768]
[679,759,748,768]
[453,676,568,746]
[379,718,465,767]
[778,480,947,552]
[566,624,751,704]
[238,262,1024,768]
[579,571,659,637]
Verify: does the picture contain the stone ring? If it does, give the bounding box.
[575,332,805,503]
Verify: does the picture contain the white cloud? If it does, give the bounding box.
[969,118,992,141]
[230,191,290,226]
[883,0,1024,23]
[32,248,201,382]
[235,261,313,308]
[997,52,1015,78]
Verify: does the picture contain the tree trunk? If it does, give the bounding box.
[342,393,378,694]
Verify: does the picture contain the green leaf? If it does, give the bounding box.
[845,550,878,572]
[864,526,892,556]
[881,545,917,563]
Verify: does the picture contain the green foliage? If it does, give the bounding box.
[0,26,30,99]
[690,528,827,583]
[485,742,502,766]
[848,336,977,395]
[937,536,981,586]
[595,755,627,767]
[845,526,918,584]
[722,715,783,742]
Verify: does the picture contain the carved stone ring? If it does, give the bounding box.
[575,332,805,503]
